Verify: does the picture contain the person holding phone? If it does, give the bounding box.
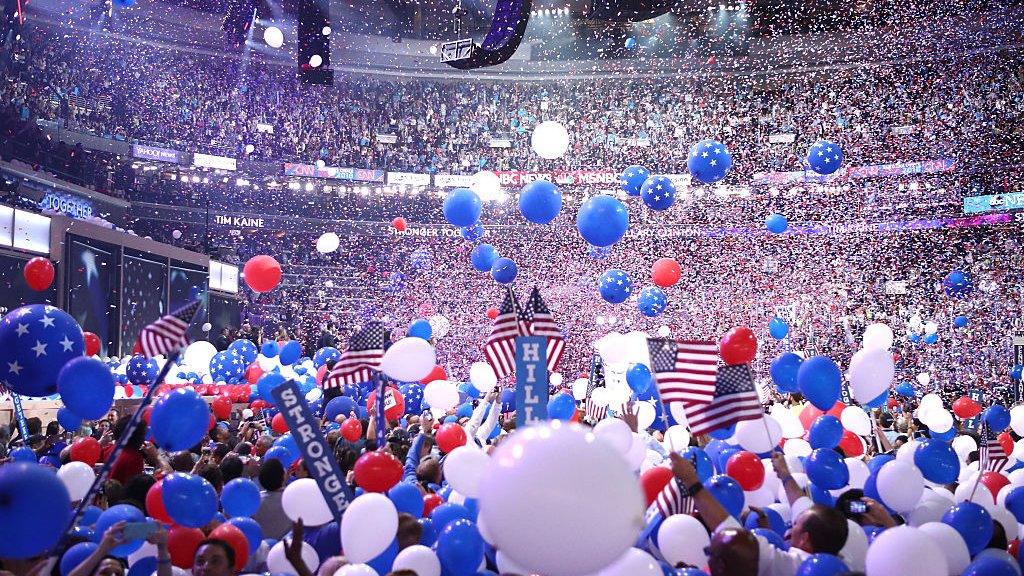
[67,521,171,576]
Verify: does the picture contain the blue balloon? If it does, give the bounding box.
[770,353,803,394]
[599,269,633,304]
[389,482,424,517]
[963,554,1019,576]
[312,347,341,368]
[865,389,889,409]
[626,364,652,395]
[61,542,99,576]
[500,388,516,413]
[1013,365,1024,381]
[409,319,433,340]
[490,258,518,284]
[460,223,486,242]
[808,416,843,449]
[226,517,263,555]
[518,180,562,224]
[638,286,668,317]
[943,270,974,298]
[0,463,70,559]
[257,372,288,402]
[930,426,955,442]
[56,407,82,433]
[985,404,1011,431]
[418,517,437,546]
[325,396,357,422]
[273,433,301,463]
[263,445,294,465]
[620,165,649,196]
[455,402,473,419]
[680,447,714,482]
[162,472,218,529]
[808,482,836,507]
[409,248,433,271]
[222,478,261,518]
[895,382,916,396]
[279,340,302,365]
[640,175,676,211]
[954,315,969,328]
[914,438,960,484]
[431,503,471,532]
[797,356,842,410]
[229,339,258,364]
[9,446,35,462]
[805,448,848,490]
[209,350,246,383]
[923,332,938,345]
[57,356,115,420]
[706,475,744,517]
[126,354,159,386]
[624,37,636,50]
[471,244,500,272]
[687,140,732,184]
[744,507,786,536]
[547,392,576,421]
[1005,486,1024,523]
[261,340,280,357]
[708,422,736,440]
[80,505,103,527]
[942,502,993,556]
[907,332,921,343]
[150,388,209,451]
[768,317,790,340]
[752,528,788,551]
[95,504,145,556]
[806,141,843,175]
[0,305,84,397]
[867,454,894,476]
[765,213,789,234]
[367,538,398,575]
[576,195,629,248]
[437,519,484,576]
[796,553,848,576]
[443,188,482,227]
[400,382,424,414]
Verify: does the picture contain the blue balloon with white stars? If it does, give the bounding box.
[640,175,677,211]
[228,339,258,364]
[687,140,732,184]
[399,382,424,414]
[471,244,500,273]
[806,140,843,175]
[638,286,668,317]
[313,347,341,368]
[460,223,485,242]
[588,244,611,260]
[126,355,159,386]
[598,269,633,304]
[619,165,650,196]
[0,305,85,397]
[210,350,246,383]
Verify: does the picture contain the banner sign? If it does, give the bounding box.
[963,193,1024,215]
[494,170,620,187]
[282,163,386,183]
[193,153,237,171]
[132,144,180,163]
[214,215,265,228]
[1012,319,1024,366]
[751,158,955,186]
[964,389,986,430]
[434,174,475,187]
[271,380,353,517]
[768,133,796,144]
[488,137,512,148]
[891,125,916,135]
[376,134,398,144]
[884,280,908,295]
[10,393,29,441]
[387,172,431,186]
[256,123,274,134]
[515,336,549,427]
[39,192,93,219]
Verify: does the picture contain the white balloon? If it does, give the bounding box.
[840,406,872,436]
[332,565,378,576]
[924,321,938,334]
[267,539,319,574]
[594,418,635,455]
[57,461,95,501]
[732,416,782,453]
[315,232,340,254]
[1011,406,1024,436]
[264,26,284,48]
[862,323,895,351]
[201,322,212,332]
[661,424,691,454]
[477,422,644,576]
[550,372,564,387]
[635,401,656,430]
[923,409,954,433]
[183,341,218,375]
[992,505,1020,542]
[917,372,932,386]
[840,518,868,572]
[281,478,331,526]
[496,550,531,575]
[657,325,671,337]
[380,338,435,382]
[171,229,182,239]
[595,547,660,576]
[909,499,951,527]
[657,515,709,568]
[340,493,398,563]
[423,380,460,411]
[531,120,570,160]
[669,402,689,429]
[308,54,323,68]
[572,378,589,401]
[590,386,610,408]
[391,545,440,576]
[472,170,503,202]
[745,484,776,507]
[847,347,894,403]
[770,404,805,439]
[865,525,947,576]
[469,362,497,391]
[918,522,970,575]
[783,438,812,458]
[428,315,451,339]
[953,476,994,509]
[624,432,647,471]
[845,457,869,489]
[443,446,490,498]
[877,460,924,512]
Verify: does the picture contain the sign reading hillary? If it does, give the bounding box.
[514,336,549,427]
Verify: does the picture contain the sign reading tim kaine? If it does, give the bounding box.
[515,336,549,427]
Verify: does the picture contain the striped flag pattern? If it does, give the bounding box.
[983,424,1009,473]
[654,477,694,518]
[483,287,525,379]
[135,299,203,358]
[323,322,387,389]
[584,396,607,423]
[646,339,720,406]
[522,287,565,372]
[685,364,763,436]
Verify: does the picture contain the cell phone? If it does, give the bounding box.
[844,499,868,515]
[121,521,157,542]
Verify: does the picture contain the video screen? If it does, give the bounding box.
[0,252,58,314]
[169,262,208,341]
[208,294,242,341]
[67,238,119,356]
[120,253,168,355]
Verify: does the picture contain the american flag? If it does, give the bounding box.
[483,287,525,379]
[982,424,1009,473]
[135,299,203,358]
[647,339,720,406]
[584,396,607,423]
[522,287,564,372]
[653,477,694,518]
[684,364,763,436]
[323,322,387,389]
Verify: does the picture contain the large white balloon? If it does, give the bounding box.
[380,338,435,382]
[595,548,661,576]
[594,418,635,455]
[923,321,938,334]
[923,409,954,433]
[917,372,932,387]
[635,401,656,430]
[531,121,570,160]
[657,514,709,567]
[770,404,805,439]
[315,232,340,254]
[917,523,970,575]
[865,526,947,576]
[332,565,378,576]
[443,446,490,498]
[846,457,869,490]
[732,416,783,453]
[428,315,451,339]
[341,493,398,563]
[862,323,895,351]
[477,422,644,576]
[423,380,460,411]
[840,518,868,572]
[468,362,497,390]
[847,347,894,403]
[909,499,951,527]
[267,539,319,574]
[472,170,503,202]
[391,545,440,576]
[877,460,924,512]
[571,378,589,401]
[1011,406,1024,436]
[57,461,95,501]
[263,26,284,48]
[281,478,332,526]
[661,424,691,454]
[182,341,217,375]
[840,406,872,436]
[783,438,812,458]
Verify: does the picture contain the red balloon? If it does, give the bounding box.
[123,384,134,398]
[212,396,232,420]
[367,387,406,422]
[146,480,172,524]
[242,255,282,293]
[651,258,681,288]
[798,404,824,430]
[167,526,204,568]
[392,217,408,232]
[70,437,102,467]
[838,429,864,457]
[423,493,443,517]
[341,418,362,442]
[1009,538,1020,559]
[436,423,467,453]
[209,523,249,571]
[486,308,498,320]
[271,412,289,434]
[353,451,403,493]
[208,413,216,431]
[421,366,447,385]
[887,397,899,409]
[719,326,757,365]
[23,257,54,291]
[979,471,1009,502]
[1000,432,1015,457]
[250,399,270,411]
[83,332,101,356]
[952,396,982,419]
[245,363,263,385]
[316,365,328,386]
[726,451,766,491]
[640,467,674,506]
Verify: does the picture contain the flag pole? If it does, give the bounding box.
[968,422,987,501]
[373,369,386,447]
